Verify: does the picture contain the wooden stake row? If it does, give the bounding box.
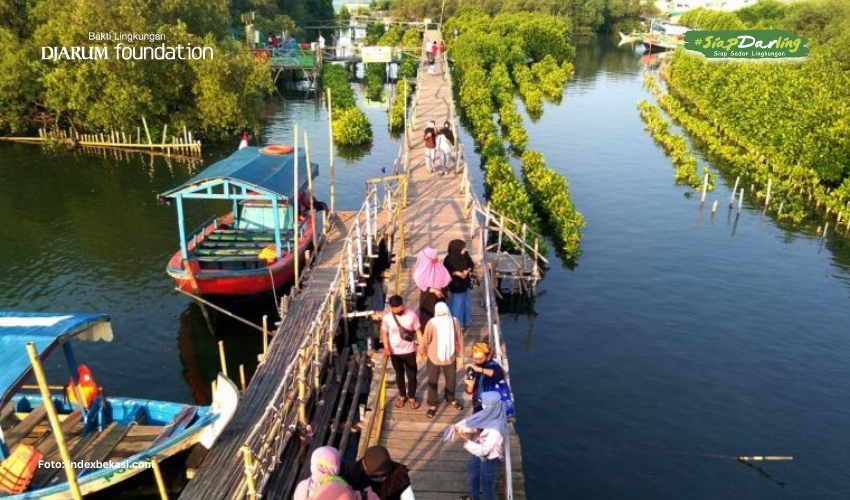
[32,121,202,155]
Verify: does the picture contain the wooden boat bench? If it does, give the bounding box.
[3,405,47,450]
[204,230,278,243]
[196,256,268,270]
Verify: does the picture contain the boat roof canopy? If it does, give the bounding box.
[0,312,113,403]
[159,146,319,201]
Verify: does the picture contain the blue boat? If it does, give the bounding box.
[0,312,238,499]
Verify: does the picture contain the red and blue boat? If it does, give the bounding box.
[159,145,323,299]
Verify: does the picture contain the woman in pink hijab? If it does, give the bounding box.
[293,446,342,500]
[414,247,452,326]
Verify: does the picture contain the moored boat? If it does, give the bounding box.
[639,20,691,52]
[158,145,325,299]
[0,312,238,499]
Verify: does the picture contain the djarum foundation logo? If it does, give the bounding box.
[683,30,809,60]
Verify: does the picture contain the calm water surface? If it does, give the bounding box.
[507,40,850,500]
[1,40,849,499]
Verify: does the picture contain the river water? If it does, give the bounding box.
[1,40,849,499]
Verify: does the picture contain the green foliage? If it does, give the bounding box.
[0,28,40,132]
[531,55,573,100]
[190,36,273,139]
[333,107,373,146]
[450,12,581,258]
[0,0,343,138]
[323,64,373,146]
[378,25,404,47]
[365,63,386,101]
[364,21,386,45]
[661,0,850,223]
[388,80,409,133]
[338,5,351,21]
[680,8,746,30]
[323,64,357,109]
[521,150,585,260]
[636,99,708,191]
[735,0,791,28]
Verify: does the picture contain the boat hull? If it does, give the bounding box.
[166,213,320,297]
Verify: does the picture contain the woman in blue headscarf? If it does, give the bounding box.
[443,392,506,500]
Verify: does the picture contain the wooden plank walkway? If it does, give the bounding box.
[179,211,358,500]
[357,33,528,500]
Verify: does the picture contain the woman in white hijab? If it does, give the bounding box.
[418,302,464,419]
[443,391,506,500]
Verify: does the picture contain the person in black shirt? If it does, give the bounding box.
[343,446,412,500]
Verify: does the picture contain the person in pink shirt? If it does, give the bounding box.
[381,295,423,409]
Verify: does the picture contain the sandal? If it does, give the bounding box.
[394,397,407,408]
[408,398,421,410]
[449,400,464,411]
[426,407,436,419]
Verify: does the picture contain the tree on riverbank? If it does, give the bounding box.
[390,0,653,35]
[666,0,850,223]
[0,0,333,140]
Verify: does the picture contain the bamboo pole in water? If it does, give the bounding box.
[218,341,228,377]
[26,343,83,500]
[738,188,745,214]
[765,178,772,208]
[305,130,319,253]
[327,88,336,215]
[730,176,740,207]
[151,458,170,500]
[262,315,269,357]
[700,173,709,203]
[294,124,301,290]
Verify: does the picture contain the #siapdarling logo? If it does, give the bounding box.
[683,30,809,61]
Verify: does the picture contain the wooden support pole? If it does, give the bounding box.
[521,224,527,259]
[738,188,745,214]
[26,343,83,500]
[765,178,772,207]
[218,340,228,377]
[700,172,709,203]
[711,200,718,215]
[313,325,321,391]
[294,124,301,289]
[305,130,319,253]
[327,88,336,214]
[730,176,740,207]
[297,348,307,425]
[143,117,153,145]
[242,445,257,500]
[262,315,269,356]
[151,458,169,500]
[341,278,350,345]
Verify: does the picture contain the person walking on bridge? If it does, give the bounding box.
[423,121,437,173]
[413,247,451,326]
[381,295,422,410]
[419,302,465,419]
[436,121,455,175]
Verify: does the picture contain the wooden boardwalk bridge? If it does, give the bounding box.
[355,33,528,500]
[179,33,529,500]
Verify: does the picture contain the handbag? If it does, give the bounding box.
[391,313,416,342]
[469,273,480,289]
